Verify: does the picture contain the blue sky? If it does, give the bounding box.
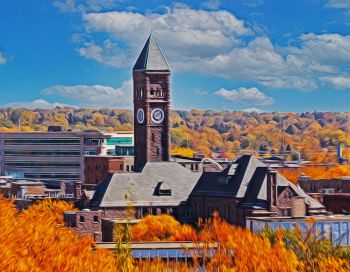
[1,0,350,112]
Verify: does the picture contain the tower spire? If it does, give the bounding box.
[133,32,170,71]
[133,33,171,171]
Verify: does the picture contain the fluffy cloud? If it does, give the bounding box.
[194,89,208,96]
[4,99,75,109]
[82,6,252,61]
[215,87,274,105]
[202,0,221,10]
[78,39,129,67]
[320,76,350,88]
[75,6,350,91]
[241,107,264,113]
[54,0,117,12]
[0,52,7,65]
[244,0,264,7]
[42,80,132,108]
[326,0,350,8]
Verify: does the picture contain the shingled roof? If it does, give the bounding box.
[133,32,170,71]
[90,162,200,208]
[191,155,324,211]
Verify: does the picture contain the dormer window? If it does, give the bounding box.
[154,181,172,196]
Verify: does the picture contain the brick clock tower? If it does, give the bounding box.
[133,33,171,171]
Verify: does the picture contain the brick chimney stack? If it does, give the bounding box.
[267,169,278,211]
[74,181,83,200]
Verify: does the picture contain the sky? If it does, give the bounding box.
[0,0,350,112]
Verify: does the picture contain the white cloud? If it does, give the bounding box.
[78,39,129,67]
[74,6,350,91]
[326,0,350,8]
[3,99,75,109]
[194,89,208,96]
[241,107,263,113]
[42,80,132,108]
[0,52,7,65]
[82,6,252,61]
[202,0,221,10]
[54,0,117,12]
[320,76,350,88]
[215,87,274,105]
[244,0,264,7]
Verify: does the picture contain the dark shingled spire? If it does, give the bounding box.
[133,32,170,71]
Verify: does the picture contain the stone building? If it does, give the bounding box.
[64,33,326,242]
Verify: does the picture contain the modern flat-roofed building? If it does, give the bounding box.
[103,131,134,156]
[0,128,111,182]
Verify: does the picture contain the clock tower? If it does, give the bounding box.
[133,33,171,171]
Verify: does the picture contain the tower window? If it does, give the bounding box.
[152,133,155,141]
[157,147,160,156]
[93,216,99,223]
[79,216,85,223]
[150,90,154,96]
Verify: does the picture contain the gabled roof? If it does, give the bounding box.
[90,162,200,208]
[133,32,170,71]
[191,155,325,211]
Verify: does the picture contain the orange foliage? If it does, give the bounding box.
[0,197,116,272]
[131,214,184,241]
[280,165,350,184]
[317,257,350,272]
[1,196,349,271]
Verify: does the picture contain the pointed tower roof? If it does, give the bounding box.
[133,32,170,71]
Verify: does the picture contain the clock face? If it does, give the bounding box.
[137,108,144,124]
[151,108,165,124]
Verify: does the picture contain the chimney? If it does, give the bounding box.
[267,169,278,211]
[60,181,66,197]
[291,196,306,218]
[74,181,83,200]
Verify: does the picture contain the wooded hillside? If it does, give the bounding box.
[1,107,350,162]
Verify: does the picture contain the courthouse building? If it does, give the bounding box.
[64,33,327,242]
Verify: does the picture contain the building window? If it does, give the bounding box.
[156,147,160,156]
[79,216,85,223]
[93,216,99,223]
[126,165,130,172]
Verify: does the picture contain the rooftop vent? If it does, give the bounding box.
[217,176,229,185]
[48,125,65,132]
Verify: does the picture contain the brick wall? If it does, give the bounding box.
[64,210,103,242]
[298,177,350,193]
[84,156,124,185]
[323,194,350,214]
[188,195,239,224]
